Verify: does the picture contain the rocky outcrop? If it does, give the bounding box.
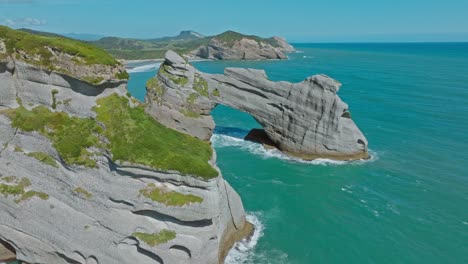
[272,36,296,53]
[146,51,369,160]
[187,31,295,61]
[0,55,250,263]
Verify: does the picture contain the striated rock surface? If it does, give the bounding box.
[0,51,250,263]
[187,31,295,61]
[146,51,369,160]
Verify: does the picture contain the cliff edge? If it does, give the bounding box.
[0,26,250,264]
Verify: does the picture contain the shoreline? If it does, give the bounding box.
[121,58,213,65]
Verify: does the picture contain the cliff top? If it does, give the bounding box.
[213,30,281,47]
[0,25,119,67]
[0,26,128,85]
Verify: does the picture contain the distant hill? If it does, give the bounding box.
[17,28,295,61]
[63,33,106,41]
[18,28,67,39]
[91,30,295,60]
[148,30,205,42]
[18,28,105,41]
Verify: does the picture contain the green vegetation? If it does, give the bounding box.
[63,98,72,106]
[91,36,211,60]
[2,94,217,178]
[14,146,23,153]
[214,30,280,48]
[181,109,201,118]
[0,177,49,203]
[94,94,217,179]
[51,89,59,109]
[139,183,203,206]
[74,187,92,199]
[193,75,209,97]
[89,30,281,60]
[115,71,129,80]
[160,65,188,86]
[82,76,104,86]
[132,229,176,247]
[212,88,220,97]
[3,105,102,167]
[15,190,49,203]
[187,93,199,105]
[27,152,59,168]
[1,176,17,183]
[0,25,119,68]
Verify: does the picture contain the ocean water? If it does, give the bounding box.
[127,43,468,264]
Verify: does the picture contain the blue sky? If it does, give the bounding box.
[1,0,467,42]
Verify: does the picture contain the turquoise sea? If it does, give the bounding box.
[127,43,468,264]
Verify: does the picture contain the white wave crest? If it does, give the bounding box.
[211,134,377,166]
[126,62,161,73]
[225,213,264,264]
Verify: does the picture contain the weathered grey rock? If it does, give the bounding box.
[146,51,369,160]
[0,59,250,264]
[272,36,296,53]
[188,36,290,61]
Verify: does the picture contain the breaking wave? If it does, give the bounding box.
[225,213,264,264]
[126,62,161,73]
[211,134,377,166]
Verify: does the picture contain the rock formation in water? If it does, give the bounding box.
[0,26,250,264]
[187,31,295,60]
[146,51,369,160]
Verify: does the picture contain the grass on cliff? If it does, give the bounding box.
[139,183,203,206]
[3,105,102,168]
[0,176,49,204]
[214,30,280,47]
[94,94,218,179]
[0,25,119,67]
[27,152,59,168]
[132,229,176,247]
[1,94,217,178]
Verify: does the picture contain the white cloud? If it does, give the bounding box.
[4,17,47,26]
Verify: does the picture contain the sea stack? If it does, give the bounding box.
[146,51,369,160]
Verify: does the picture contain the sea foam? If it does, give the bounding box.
[211,134,377,166]
[225,213,264,264]
[126,62,161,73]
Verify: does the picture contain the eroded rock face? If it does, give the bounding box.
[146,51,369,160]
[187,37,292,61]
[0,59,249,264]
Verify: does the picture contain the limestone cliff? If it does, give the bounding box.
[0,27,250,264]
[187,31,295,60]
[146,51,369,160]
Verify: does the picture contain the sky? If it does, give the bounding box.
[1,0,468,42]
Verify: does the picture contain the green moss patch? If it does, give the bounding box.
[0,25,119,67]
[160,65,189,86]
[3,105,101,167]
[27,152,59,168]
[115,71,129,80]
[139,183,203,206]
[193,75,209,97]
[74,187,92,199]
[133,229,176,247]
[0,177,48,203]
[212,88,220,97]
[94,94,217,179]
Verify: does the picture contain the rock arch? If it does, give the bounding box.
[145,51,369,160]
